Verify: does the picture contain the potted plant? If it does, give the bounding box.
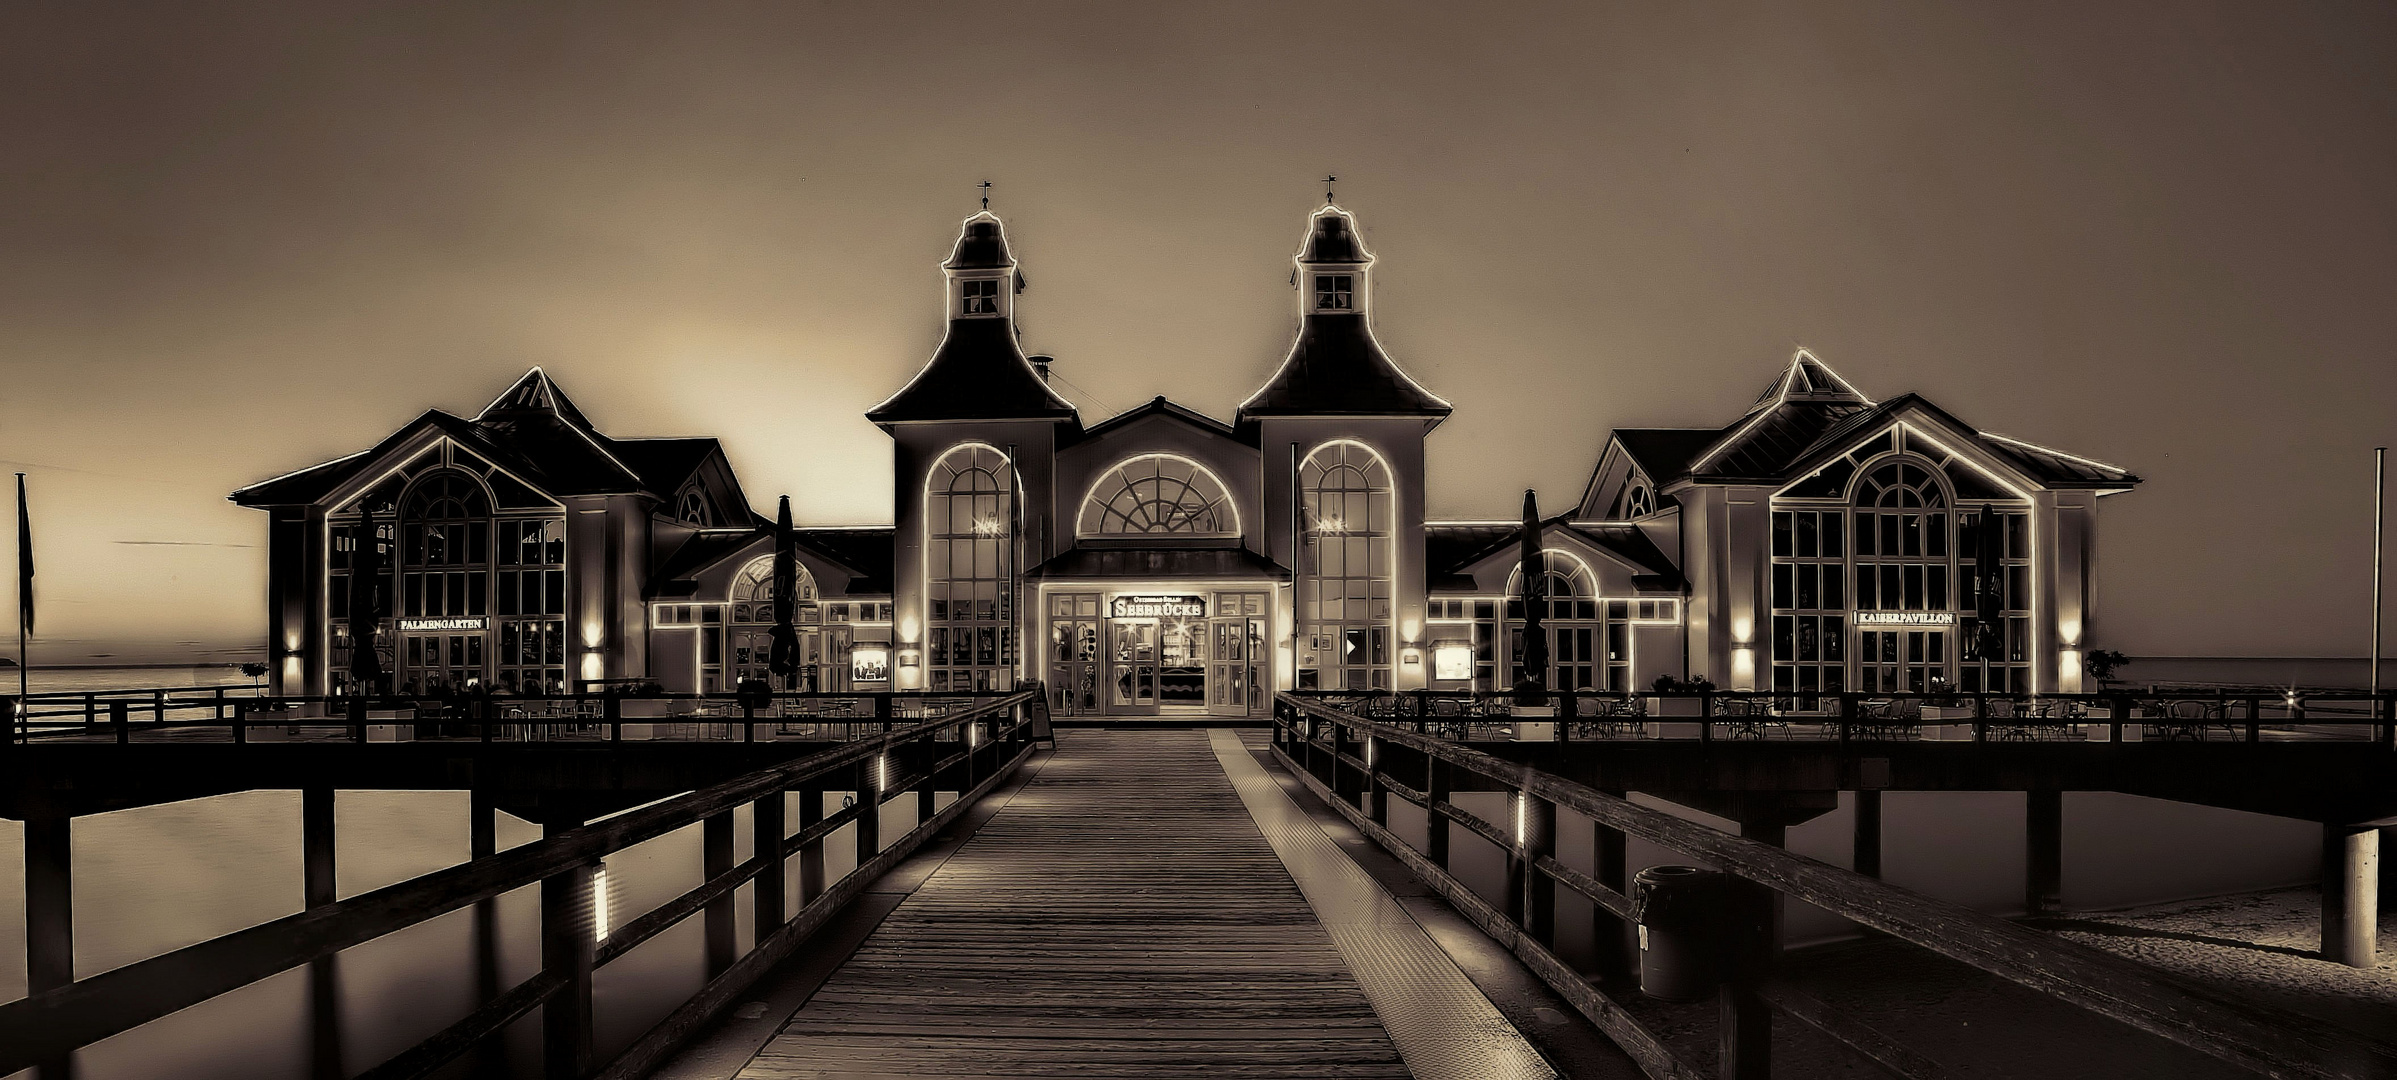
[239,661,268,696]
[1652,675,1712,737]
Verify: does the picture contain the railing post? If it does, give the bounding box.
[25,811,75,1079]
[233,700,247,744]
[1593,788,1631,984]
[1973,693,1988,745]
[2026,788,2064,917]
[742,698,757,743]
[84,692,96,734]
[1331,722,1353,805]
[2246,697,2261,744]
[856,757,882,864]
[1426,753,1452,871]
[1837,692,1852,747]
[539,838,596,1080]
[754,790,787,933]
[1363,735,1386,828]
[2108,694,2124,743]
[153,689,165,725]
[1513,789,1557,946]
[798,787,826,905]
[875,693,893,735]
[703,811,735,978]
[606,695,621,744]
[214,686,225,723]
[1699,692,1713,745]
[110,701,129,745]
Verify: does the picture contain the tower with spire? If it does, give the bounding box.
[1240,202,1450,690]
[869,211,1079,690]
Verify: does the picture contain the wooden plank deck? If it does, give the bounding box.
[739,729,1413,1079]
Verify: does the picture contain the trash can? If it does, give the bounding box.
[1633,864,1727,1001]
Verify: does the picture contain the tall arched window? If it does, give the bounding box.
[1077,454,1238,537]
[728,556,820,689]
[1849,459,1952,694]
[399,472,491,693]
[926,444,1015,692]
[1297,441,1393,691]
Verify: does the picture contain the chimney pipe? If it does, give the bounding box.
[1028,354,1053,383]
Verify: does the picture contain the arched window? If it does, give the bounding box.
[1077,454,1238,537]
[727,556,821,689]
[398,472,492,694]
[1297,441,1393,691]
[677,489,712,526]
[925,445,1015,692]
[1625,485,1653,519]
[1505,551,1614,691]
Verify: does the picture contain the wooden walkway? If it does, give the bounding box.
[738,729,1414,1079]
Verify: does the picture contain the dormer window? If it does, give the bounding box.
[1314,274,1353,311]
[961,278,1000,316]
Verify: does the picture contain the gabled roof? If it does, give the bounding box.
[1645,350,2139,491]
[1611,429,1720,487]
[647,526,895,599]
[1068,396,1256,449]
[232,368,727,508]
[1424,519,1684,592]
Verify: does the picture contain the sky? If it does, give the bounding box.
[0,0,2392,663]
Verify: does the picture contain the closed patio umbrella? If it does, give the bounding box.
[349,508,383,698]
[1972,505,2004,691]
[1514,489,1548,706]
[769,495,801,693]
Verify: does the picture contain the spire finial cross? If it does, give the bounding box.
[979,179,992,211]
[1322,175,1338,204]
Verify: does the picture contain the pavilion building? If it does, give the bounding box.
[232,203,2137,714]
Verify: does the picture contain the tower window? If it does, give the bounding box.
[1314,274,1353,311]
[961,278,999,315]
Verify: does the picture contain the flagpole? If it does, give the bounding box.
[15,472,27,704]
[2372,447,2385,715]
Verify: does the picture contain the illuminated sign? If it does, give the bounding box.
[1109,594,1206,619]
[1855,612,1956,627]
[851,648,890,683]
[398,617,487,632]
[1433,643,1475,682]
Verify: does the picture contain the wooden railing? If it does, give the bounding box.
[1286,688,2397,747]
[0,690,1042,1080]
[1274,692,2397,1080]
[2,688,1024,746]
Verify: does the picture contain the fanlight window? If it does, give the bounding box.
[1855,462,1947,508]
[1077,455,1238,537]
[677,490,712,526]
[730,555,818,622]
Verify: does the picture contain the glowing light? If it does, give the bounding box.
[592,862,611,942]
[971,515,1005,537]
[1512,793,1526,848]
[580,651,604,684]
[1315,516,1347,534]
[875,754,888,791]
[1434,643,1474,681]
[851,647,890,683]
[1732,646,1756,690]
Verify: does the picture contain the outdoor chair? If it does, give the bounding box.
[1711,696,1784,740]
[1853,698,1922,741]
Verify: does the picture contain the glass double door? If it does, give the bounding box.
[1857,628,1946,693]
[1049,590,1269,716]
[402,632,483,695]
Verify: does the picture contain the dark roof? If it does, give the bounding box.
[1769,394,2141,490]
[1559,522,1684,589]
[944,212,1014,270]
[1068,396,1254,449]
[604,437,720,498]
[647,526,895,599]
[232,369,721,508]
[1424,520,1684,593]
[1238,316,1450,419]
[1298,205,1369,264]
[1979,433,2139,487]
[1026,545,1288,581]
[1611,429,1720,486]
[1425,524,1517,591]
[792,528,896,593]
[1689,400,1880,481]
[866,318,1079,425]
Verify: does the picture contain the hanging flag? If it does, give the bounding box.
[15,473,31,638]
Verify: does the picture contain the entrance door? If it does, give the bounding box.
[1859,628,1946,693]
[1109,620,1158,714]
[1209,592,1268,717]
[1157,618,1207,710]
[1047,593,1102,716]
[404,633,482,695]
